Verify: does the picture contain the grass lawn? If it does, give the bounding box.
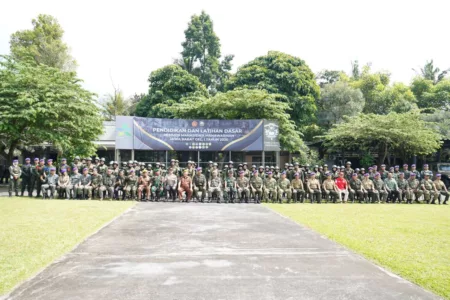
[267,203,450,299]
[0,197,134,295]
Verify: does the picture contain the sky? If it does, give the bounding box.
[1,0,449,99]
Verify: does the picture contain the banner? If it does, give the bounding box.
[115,117,280,151]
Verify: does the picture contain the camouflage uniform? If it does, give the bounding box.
[421,178,437,203]
[78,174,92,199]
[277,177,292,203]
[396,177,409,202]
[349,178,365,203]
[434,178,449,204]
[193,173,207,201]
[125,174,138,199]
[91,173,103,200]
[100,173,116,199]
[250,175,263,203]
[373,178,388,202]
[8,163,22,197]
[209,175,222,201]
[264,177,278,203]
[307,178,322,203]
[406,177,423,203]
[223,175,236,202]
[236,176,250,202]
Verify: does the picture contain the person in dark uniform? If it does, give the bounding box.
[21,158,32,197]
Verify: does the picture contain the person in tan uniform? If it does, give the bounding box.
[291,173,305,203]
[361,173,376,203]
[307,172,322,203]
[322,173,339,203]
[434,174,449,205]
[178,170,193,202]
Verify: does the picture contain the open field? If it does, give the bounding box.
[267,203,450,299]
[0,197,134,295]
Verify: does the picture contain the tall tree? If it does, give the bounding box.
[157,89,307,153]
[413,60,449,84]
[0,56,102,161]
[316,70,343,87]
[178,11,233,92]
[101,87,131,121]
[10,14,76,71]
[411,77,450,111]
[317,82,365,128]
[324,112,442,165]
[226,51,320,128]
[135,65,208,118]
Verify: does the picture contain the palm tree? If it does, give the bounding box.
[413,60,449,84]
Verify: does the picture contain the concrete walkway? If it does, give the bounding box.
[5,203,439,300]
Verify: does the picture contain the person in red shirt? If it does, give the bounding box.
[335,172,349,203]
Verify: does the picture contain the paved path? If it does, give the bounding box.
[5,203,439,300]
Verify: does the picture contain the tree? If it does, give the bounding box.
[135,65,208,118]
[324,112,442,165]
[0,56,102,161]
[101,87,131,121]
[127,93,146,116]
[412,78,450,111]
[316,70,343,87]
[226,51,320,127]
[421,110,450,140]
[317,82,364,128]
[157,89,307,153]
[177,11,233,92]
[10,14,76,71]
[413,60,449,84]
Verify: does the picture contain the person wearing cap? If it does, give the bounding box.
[323,172,339,203]
[153,162,161,175]
[186,161,196,180]
[368,167,376,181]
[98,158,108,177]
[402,164,411,180]
[379,164,389,181]
[384,172,399,203]
[127,160,134,175]
[349,173,365,203]
[409,164,420,180]
[114,170,127,200]
[8,159,22,197]
[236,170,250,203]
[393,165,401,181]
[124,169,138,200]
[35,159,46,198]
[85,158,95,176]
[151,170,164,201]
[362,174,376,203]
[78,168,92,200]
[307,172,322,203]
[406,173,422,204]
[250,165,257,178]
[30,158,40,197]
[137,169,151,201]
[91,168,104,200]
[373,173,388,203]
[43,159,54,176]
[80,158,87,170]
[250,170,263,203]
[420,164,432,179]
[277,172,292,203]
[208,169,222,203]
[312,165,321,182]
[169,159,178,177]
[164,168,178,202]
[21,158,32,197]
[421,172,438,204]
[72,156,82,174]
[100,168,116,200]
[396,173,408,203]
[293,163,303,182]
[192,167,206,202]
[344,162,354,181]
[178,169,193,202]
[287,164,295,182]
[57,168,71,200]
[59,158,71,176]
[41,167,59,199]
[68,167,82,199]
[433,174,449,205]
[263,171,278,203]
[291,172,305,203]
[223,170,237,203]
[335,172,350,203]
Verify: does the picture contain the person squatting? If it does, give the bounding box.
[8,158,449,204]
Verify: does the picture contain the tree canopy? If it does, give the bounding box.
[0,56,102,160]
[135,65,208,118]
[10,14,76,71]
[157,89,307,153]
[226,51,320,128]
[411,77,450,111]
[324,112,442,165]
[413,60,449,84]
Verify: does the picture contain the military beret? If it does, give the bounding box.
[281,171,286,175]
[34,158,39,161]
[375,173,380,177]
[436,174,441,177]
[48,159,53,162]
[239,170,244,174]
[61,169,66,173]
[61,158,67,161]
[73,167,78,170]
[310,172,316,176]
[294,173,300,176]
[50,167,56,171]
[423,164,428,167]
[253,170,258,174]
[25,158,30,161]
[411,164,416,167]
[13,159,18,163]
[381,164,386,167]
[403,164,408,166]
[395,165,399,168]
[326,172,331,176]
[40,159,45,162]
[197,167,202,171]
[410,173,416,176]
[129,169,135,173]
[352,173,358,176]
[267,171,273,175]
[399,172,404,175]
[364,173,369,177]
[83,168,88,171]
[368,167,373,170]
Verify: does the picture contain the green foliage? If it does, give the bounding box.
[324,112,442,164]
[359,153,375,167]
[101,88,132,121]
[135,65,208,118]
[413,59,449,84]
[0,56,102,160]
[178,11,233,92]
[292,149,323,166]
[421,110,450,140]
[317,81,365,128]
[227,51,320,127]
[418,79,450,111]
[157,89,306,153]
[10,14,76,71]
[316,70,343,87]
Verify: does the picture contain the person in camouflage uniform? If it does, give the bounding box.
[406,173,422,204]
[111,161,120,177]
[421,172,438,204]
[379,164,389,180]
[263,171,278,203]
[100,168,116,200]
[186,161,196,179]
[242,163,250,179]
[236,170,250,203]
[291,173,305,203]
[344,162,354,181]
[277,172,292,203]
[396,172,409,203]
[91,168,103,200]
[402,164,411,180]
[208,170,222,202]
[151,170,164,201]
[41,167,59,199]
[59,158,71,176]
[85,158,95,176]
[373,173,388,203]
[420,164,433,180]
[78,168,92,200]
[392,165,401,181]
[98,158,108,177]
[273,166,281,181]
[69,167,82,199]
[114,170,127,200]
[35,159,46,198]
[57,169,71,199]
[223,170,237,203]
[125,169,138,200]
[137,169,151,201]
[307,172,322,203]
[120,161,128,176]
[250,170,263,203]
[322,172,339,203]
[8,159,22,197]
[164,168,178,202]
[30,158,40,197]
[257,166,265,180]
[349,173,365,203]
[434,174,449,205]
[193,168,207,202]
[410,164,420,180]
[71,156,83,174]
[21,158,32,197]
[361,173,376,203]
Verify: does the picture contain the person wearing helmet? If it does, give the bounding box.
[242,162,250,179]
[406,173,422,204]
[147,164,153,177]
[178,169,193,202]
[291,172,305,203]
[208,169,222,203]
[273,166,281,181]
[421,172,438,204]
[186,161,195,179]
[164,168,178,202]
[151,169,164,202]
[72,156,82,174]
[111,161,120,177]
[120,161,128,175]
[85,157,94,176]
[344,161,354,181]
[98,158,108,177]
[101,168,116,201]
[114,170,127,200]
[206,161,214,189]
[258,166,265,180]
[93,157,100,167]
[193,167,207,202]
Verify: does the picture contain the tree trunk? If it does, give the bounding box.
[378,143,387,166]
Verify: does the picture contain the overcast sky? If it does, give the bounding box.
[1,0,449,98]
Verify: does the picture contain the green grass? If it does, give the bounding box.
[266,203,450,299]
[0,197,134,295]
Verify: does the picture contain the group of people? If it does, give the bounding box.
[7,158,449,204]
